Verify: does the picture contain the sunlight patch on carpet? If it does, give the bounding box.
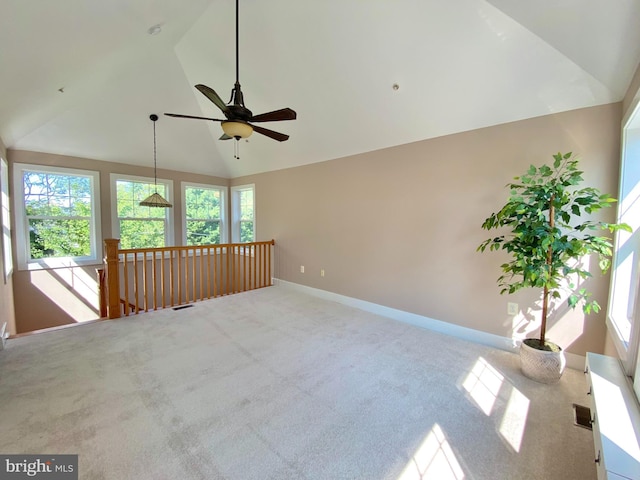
[397,423,465,480]
[499,385,530,452]
[462,357,504,416]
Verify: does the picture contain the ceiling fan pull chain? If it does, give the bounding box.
[234,139,240,160]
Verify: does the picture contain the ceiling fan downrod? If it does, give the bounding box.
[228,0,244,108]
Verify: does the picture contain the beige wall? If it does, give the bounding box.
[7,150,228,333]
[232,103,622,357]
[623,61,640,119]
[0,137,16,336]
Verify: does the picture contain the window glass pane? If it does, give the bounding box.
[240,221,254,243]
[186,220,220,245]
[119,219,165,249]
[117,180,166,218]
[71,198,92,217]
[29,219,91,258]
[239,189,254,221]
[186,188,221,220]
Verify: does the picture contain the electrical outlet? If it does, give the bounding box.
[320,269,325,277]
[300,265,305,273]
[507,302,518,316]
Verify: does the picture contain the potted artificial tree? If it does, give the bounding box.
[478,152,630,384]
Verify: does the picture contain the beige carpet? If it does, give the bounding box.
[0,285,596,479]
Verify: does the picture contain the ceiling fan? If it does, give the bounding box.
[164,0,296,143]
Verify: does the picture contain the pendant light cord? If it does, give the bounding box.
[152,116,158,192]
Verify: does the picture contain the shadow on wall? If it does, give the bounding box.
[506,256,608,350]
[14,263,100,333]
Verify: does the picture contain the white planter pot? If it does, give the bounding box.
[519,339,566,384]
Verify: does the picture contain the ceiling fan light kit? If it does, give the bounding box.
[164,0,296,149]
[140,114,172,208]
[221,120,253,139]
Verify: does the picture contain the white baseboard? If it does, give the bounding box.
[274,279,585,371]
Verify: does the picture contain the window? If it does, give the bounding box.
[1,158,12,280]
[111,174,173,249]
[182,183,226,245]
[13,163,101,269]
[231,184,255,243]
[609,100,640,374]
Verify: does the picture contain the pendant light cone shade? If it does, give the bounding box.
[140,192,172,208]
[140,114,172,208]
[221,120,253,139]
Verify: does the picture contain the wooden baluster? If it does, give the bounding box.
[123,257,130,316]
[235,245,240,293]
[253,243,258,289]
[152,250,157,310]
[268,240,273,286]
[226,244,230,296]
[206,247,211,298]
[183,248,189,304]
[199,246,204,301]
[243,245,248,292]
[104,239,121,319]
[178,249,183,305]
[192,247,197,302]
[133,252,139,314]
[213,246,218,297]
[168,250,174,307]
[96,267,107,318]
[142,251,149,312]
[161,250,166,309]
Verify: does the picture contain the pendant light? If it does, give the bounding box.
[140,114,172,208]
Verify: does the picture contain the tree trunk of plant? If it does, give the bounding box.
[540,284,549,345]
[540,194,555,346]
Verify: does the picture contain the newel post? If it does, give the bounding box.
[104,238,121,319]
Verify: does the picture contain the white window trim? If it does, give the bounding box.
[181,182,227,245]
[110,173,174,248]
[13,163,102,270]
[231,184,255,243]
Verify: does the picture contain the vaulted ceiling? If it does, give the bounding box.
[1,0,639,178]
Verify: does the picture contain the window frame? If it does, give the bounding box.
[110,173,174,249]
[13,163,102,270]
[231,184,255,243]
[181,182,227,246]
[1,158,12,281]
[608,98,640,375]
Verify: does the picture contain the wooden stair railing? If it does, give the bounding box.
[100,239,275,319]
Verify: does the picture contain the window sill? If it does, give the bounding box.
[19,257,103,271]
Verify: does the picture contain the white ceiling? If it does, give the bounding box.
[1,0,639,178]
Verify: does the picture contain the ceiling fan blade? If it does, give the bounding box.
[219,134,233,140]
[195,84,229,114]
[251,124,290,142]
[164,113,225,122]
[250,108,297,123]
